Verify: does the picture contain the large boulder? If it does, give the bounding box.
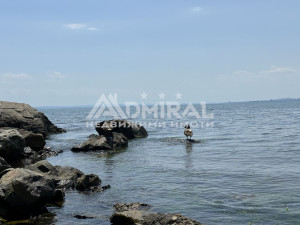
[111,203,203,225]
[25,160,106,192]
[0,168,64,220]
[17,129,46,151]
[0,128,25,162]
[0,101,65,137]
[71,132,128,152]
[25,160,84,189]
[95,120,148,139]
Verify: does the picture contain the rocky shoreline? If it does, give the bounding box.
[0,101,203,224]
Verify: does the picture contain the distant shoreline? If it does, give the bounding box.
[34,97,300,108]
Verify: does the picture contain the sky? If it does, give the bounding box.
[0,0,300,106]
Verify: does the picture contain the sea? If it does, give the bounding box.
[36,99,300,225]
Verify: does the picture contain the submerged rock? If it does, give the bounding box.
[71,132,128,152]
[0,128,25,162]
[111,202,203,225]
[114,203,151,212]
[0,101,65,137]
[95,120,148,139]
[0,168,64,220]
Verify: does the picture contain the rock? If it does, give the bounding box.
[111,203,202,225]
[0,101,65,137]
[74,214,95,219]
[23,147,59,163]
[72,135,110,152]
[25,160,84,189]
[0,157,10,174]
[0,168,13,179]
[17,129,46,151]
[112,132,129,148]
[0,168,64,220]
[111,210,145,225]
[88,134,98,138]
[95,120,148,139]
[0,128,25,162]
[25,161,107,192]
[142,213,203,225]
[75,174,101,191]
[71,132,128,152]
[114,203,151,212]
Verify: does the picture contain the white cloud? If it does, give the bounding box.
[261,65,296,74]
[1,73,32,80]
[47,71,66,80]
[65,24,98,31]
[65,23,87,30]
[87,27,98,31]
[190,6,203,13]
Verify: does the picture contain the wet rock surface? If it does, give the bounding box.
[111,202,203,225]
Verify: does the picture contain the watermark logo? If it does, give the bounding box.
[86,93,214,128]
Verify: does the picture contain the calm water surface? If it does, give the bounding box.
[37,100,300,225]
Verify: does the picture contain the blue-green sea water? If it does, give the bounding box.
[38,100,300,225]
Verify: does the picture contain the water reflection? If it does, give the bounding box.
[185,141,193,169]
[185,140,193,153]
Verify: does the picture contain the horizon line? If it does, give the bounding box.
[33,97,300,108]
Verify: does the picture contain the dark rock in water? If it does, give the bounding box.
[26,160,84,189]
[111,202,203,225]
[0,128,25,162]
[114,203,151,212]
[0,101,65,137]
[143,213,203,225]
[101,184,111,191]
[112,132,129,148]
[95,120,148,139]
[71,132,128,152]
[0,168,64,220]
[72,135,110,152]
[111,210,145,225]
[88,134,98,138]
[21,146,59,166]
[74,214,95,219]
[0,157,10,174]
[161,137,203,144]
[75,174,101,191]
